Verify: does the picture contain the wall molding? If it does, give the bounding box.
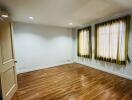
[76,62,132,80]
[16,61,73,74]
[16,60,132,80]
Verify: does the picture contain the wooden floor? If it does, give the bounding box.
[12,63,132,100]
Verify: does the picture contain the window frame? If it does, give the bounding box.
[94,15,131,65]
[77,26,92,58]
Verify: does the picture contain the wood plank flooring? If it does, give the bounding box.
[12,63,132,100]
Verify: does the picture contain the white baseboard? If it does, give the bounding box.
[76,62,132,80]
[16,61,73,74]
[16,61,132,80]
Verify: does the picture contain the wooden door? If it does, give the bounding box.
[0,20,17,100]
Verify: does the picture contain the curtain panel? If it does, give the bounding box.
[95,15,131,65]
[77,26,92,58]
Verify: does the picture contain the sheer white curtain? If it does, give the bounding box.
[96,20,126,62]
[78,29,90,57]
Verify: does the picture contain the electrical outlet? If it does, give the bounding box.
[67,60,71,62]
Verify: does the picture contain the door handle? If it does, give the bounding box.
[14,60,18,63]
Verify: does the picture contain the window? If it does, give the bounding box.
[95,15,131,65]
[78,27,92,58]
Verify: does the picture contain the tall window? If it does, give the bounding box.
[95,16,131,65]
[78,27,92,58]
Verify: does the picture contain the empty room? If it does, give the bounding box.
[0,0,132,100]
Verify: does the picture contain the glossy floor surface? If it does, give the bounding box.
[12,63,132,100]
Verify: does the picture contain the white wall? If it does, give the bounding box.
[13,22,73,74]
[13,10,132,80]
[73,10,132,80]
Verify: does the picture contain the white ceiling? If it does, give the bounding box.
[1,0,132,27]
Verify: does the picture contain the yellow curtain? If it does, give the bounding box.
[95,16,131,65]
[78,27,91,58]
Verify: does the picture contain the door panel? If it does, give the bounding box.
[4,67,15,94]
[0,21,17,100]
[1,22,13,63]
[2,66,16,95]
